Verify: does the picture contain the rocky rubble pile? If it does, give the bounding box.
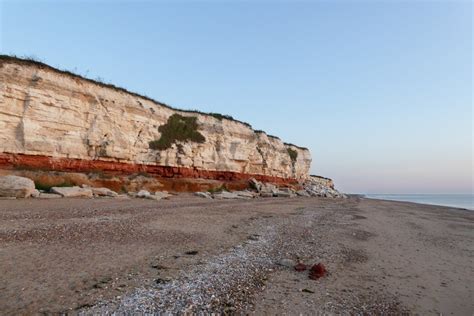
[0,174,345,201]
[194,177,346,200]
[302,176,347,198]
[0,175,172,200]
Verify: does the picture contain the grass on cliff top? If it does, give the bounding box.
[207,113,234,121]
[149,114,205,150]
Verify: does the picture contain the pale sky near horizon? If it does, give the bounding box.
[1,0,472,194]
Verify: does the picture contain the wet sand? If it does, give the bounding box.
[0,196,472,314]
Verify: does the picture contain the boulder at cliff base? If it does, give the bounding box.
[0,175,36,198]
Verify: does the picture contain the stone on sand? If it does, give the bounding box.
[195,192,213,199]
[0,175,36,198]
[213,191,247,199]
[51,186,93,198]
[154,191,172,199]
[137,190,151,198]
[278,258,296,268]
[234,190,256,198]
[92,187,119,197]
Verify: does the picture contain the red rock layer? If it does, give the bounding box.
[0,153,299,189]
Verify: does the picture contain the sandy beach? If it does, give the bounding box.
[0,196,472,314]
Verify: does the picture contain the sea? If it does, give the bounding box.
[364,194,474,210]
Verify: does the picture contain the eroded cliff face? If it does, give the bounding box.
[0,57,311,183]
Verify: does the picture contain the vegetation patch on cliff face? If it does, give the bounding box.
[149,114,205,150]
[287,148,298,163]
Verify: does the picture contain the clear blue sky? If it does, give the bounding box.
[1,0,472,194]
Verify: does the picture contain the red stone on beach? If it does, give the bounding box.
[294,263,308,272]
[308,263,327,279]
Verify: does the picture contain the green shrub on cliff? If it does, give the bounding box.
[149,114,205,150]
[287,148,298,162]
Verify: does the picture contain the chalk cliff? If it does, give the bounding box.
[0,56,311,186]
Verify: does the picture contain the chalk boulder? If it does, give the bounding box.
[213,191,247,200]
[195,192,213,199]
[154,191,172,199]
[0,176,36,198]
[92,187,119,197]
[51,186,93,198]
[137,190,151,198]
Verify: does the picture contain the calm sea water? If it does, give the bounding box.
[364,194,473,210]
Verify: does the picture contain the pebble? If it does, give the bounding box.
[278,259,295,268]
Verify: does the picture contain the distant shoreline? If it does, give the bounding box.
[363,194,473,211]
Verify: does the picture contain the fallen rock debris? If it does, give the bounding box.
[1,174,345,200]
[194,177,346,200]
